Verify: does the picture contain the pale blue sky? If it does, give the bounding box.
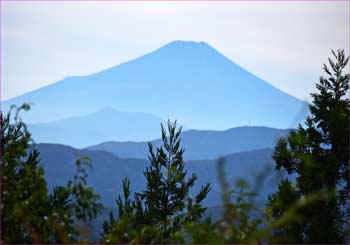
[1,1,349,102]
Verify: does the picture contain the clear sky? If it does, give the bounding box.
[1,1,349,102]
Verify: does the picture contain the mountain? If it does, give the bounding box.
[33,143,147,207]
[2,40,308,130]
[86,126,290,160]
[27,107,164,148]
[35,143,282,208]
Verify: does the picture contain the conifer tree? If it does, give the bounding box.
[101,120,210,243]
[266,50,349,243]
[1,104,50,243]
[1,104,103,243]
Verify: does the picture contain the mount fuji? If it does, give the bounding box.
[2,40,308,130]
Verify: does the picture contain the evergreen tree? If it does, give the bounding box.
[265,179,304,243]
[101,120,210,243]
[1,104,103,243]
[266,50,349,243]
[1,104,49,243]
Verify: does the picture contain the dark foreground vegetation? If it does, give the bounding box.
[1,50,349,243]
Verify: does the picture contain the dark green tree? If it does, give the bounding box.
[266,50,350,243]
[1,104,103,243]
[265,179,304,243]
[101,120,211,243]
[1,104,49,243]
[100,178,138,243]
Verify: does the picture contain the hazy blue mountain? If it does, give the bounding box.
[35,143,282,208]
[34,143,147,208]
[2,40,308,129]
[27,107,164,148]
[86,126,290,160]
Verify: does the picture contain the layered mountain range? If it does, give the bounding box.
[3,40,303,214]
[35,143,280,207]
[86,126,290,160]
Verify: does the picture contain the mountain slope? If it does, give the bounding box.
[86,126,290,160]
[34,143,148,207]
[27,107,164,148]
[35,143,281,207]
[2,40,308,129]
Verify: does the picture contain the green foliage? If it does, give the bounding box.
[266,50,350,243]
[1,104,49,243]
[1,104,103,243]
[101,120,211,243]
[265,179,303,243]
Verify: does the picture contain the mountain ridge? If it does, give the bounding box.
[85,126,290,160]
[35,142,279,207]
[27,107,165,148]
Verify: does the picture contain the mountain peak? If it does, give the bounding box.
[165,40,209,47]
[154,40,217,56]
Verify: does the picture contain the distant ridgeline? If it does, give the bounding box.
[34,143,280,208]
[31,126,290,207]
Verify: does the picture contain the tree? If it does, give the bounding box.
[266,50,350,243]
[1,104,49,243]
[265,179,304,243]
[1,104,103,243]
[101,120,211,243]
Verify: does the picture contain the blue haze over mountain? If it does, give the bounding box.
[35,143,280,208]
[86,126,290,160]
[27,107,164,148]
[2,40,308,130]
